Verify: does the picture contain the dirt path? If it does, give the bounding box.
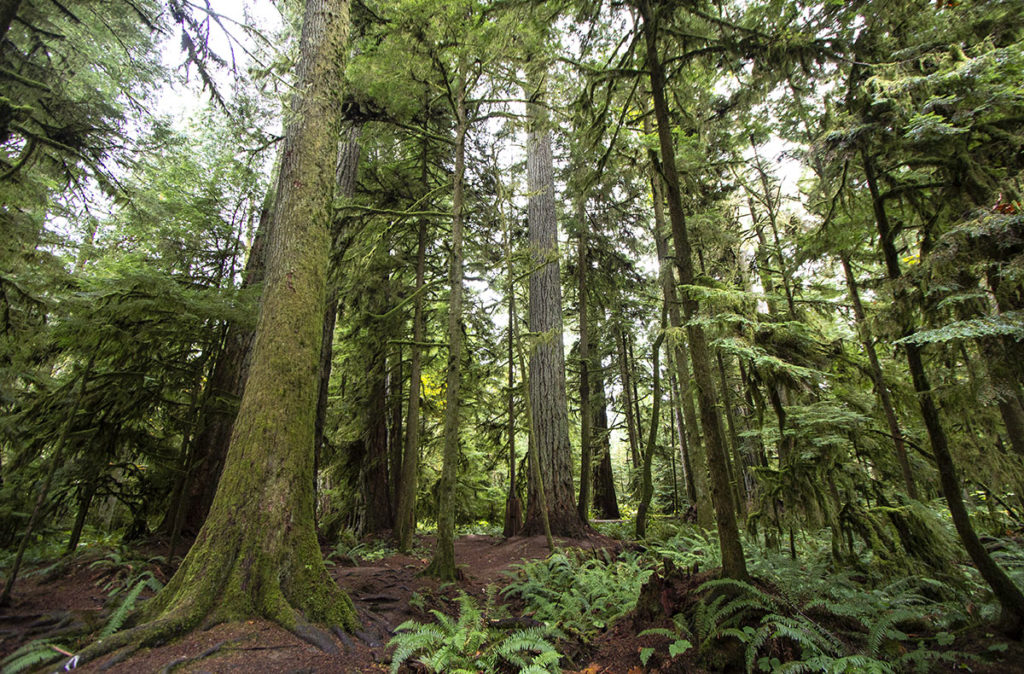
[0,534,617,673]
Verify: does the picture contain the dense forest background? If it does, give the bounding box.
[1,0,1024,671]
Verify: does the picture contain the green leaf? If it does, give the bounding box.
[669,639,692,658]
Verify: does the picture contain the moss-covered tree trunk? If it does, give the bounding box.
[425,62,467,581]
[177,204,269,535]
[640,0,747,580]
[69,1,356,664]
[645,111,712,527]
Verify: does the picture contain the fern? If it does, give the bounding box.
[100,570,163,637]
[388,593,561,674]
[0,638,65,674]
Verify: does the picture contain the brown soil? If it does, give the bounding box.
[0,533,628,673]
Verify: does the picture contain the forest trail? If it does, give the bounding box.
[0,533,628,673]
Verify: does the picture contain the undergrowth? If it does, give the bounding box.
[388,592,561,673]
[501,549,652,642]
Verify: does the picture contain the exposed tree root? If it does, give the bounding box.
[157,637,245,674]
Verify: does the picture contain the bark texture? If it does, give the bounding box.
[68,2,357,664]
[521,64,586,538]
[425,63,468,581]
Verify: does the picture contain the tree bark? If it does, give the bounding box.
[616,326,641,473]
[590,313,620,519]
[576,201,593,524]
[636,320,665,539]
[69,3,359,662]
[395,217,428,551]
[521,61,586,538]
[640,0,747,580]
[645,111,712,527]
[425,61,468,580]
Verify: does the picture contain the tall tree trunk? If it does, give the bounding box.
[840,254,917,498]
[388,347,403,513]
[503,201,523,538]
[717,352,746,515]
[521,61,586,538]
[71,3,360,662]
[640,0,747,580]
[616,326,641,473]
[636,319,665,539]
[863,148,1024,633]
[425,62,468,580]
[669,357,696,503]
[359,348,393,534]
[395,217,428,551]
[590,314,620,520]
[645,115,712,527]
[576,201,593,524]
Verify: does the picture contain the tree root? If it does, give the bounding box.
[157,637,244,674]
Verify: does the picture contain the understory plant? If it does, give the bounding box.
[388,592,561,673]
[501,549,652,641]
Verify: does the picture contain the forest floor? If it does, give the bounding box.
[3,531,1024,673]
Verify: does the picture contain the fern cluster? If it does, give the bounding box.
[388,592,561,673]
[667,574,971,673]
[500,549,652,641]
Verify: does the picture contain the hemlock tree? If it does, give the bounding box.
[67,0,357,664]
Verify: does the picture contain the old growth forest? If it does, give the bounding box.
[1,0,1024,671]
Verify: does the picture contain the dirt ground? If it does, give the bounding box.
[4,533,1024,673]
[0,534,637,673]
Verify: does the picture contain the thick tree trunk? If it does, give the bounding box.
[395,217,428,551]
[521,62,586,538]
[640,0,747,580]
[69,3,359,663]
[864,148,1024,633]
[840,254,917,499]
[425,63,468,581]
